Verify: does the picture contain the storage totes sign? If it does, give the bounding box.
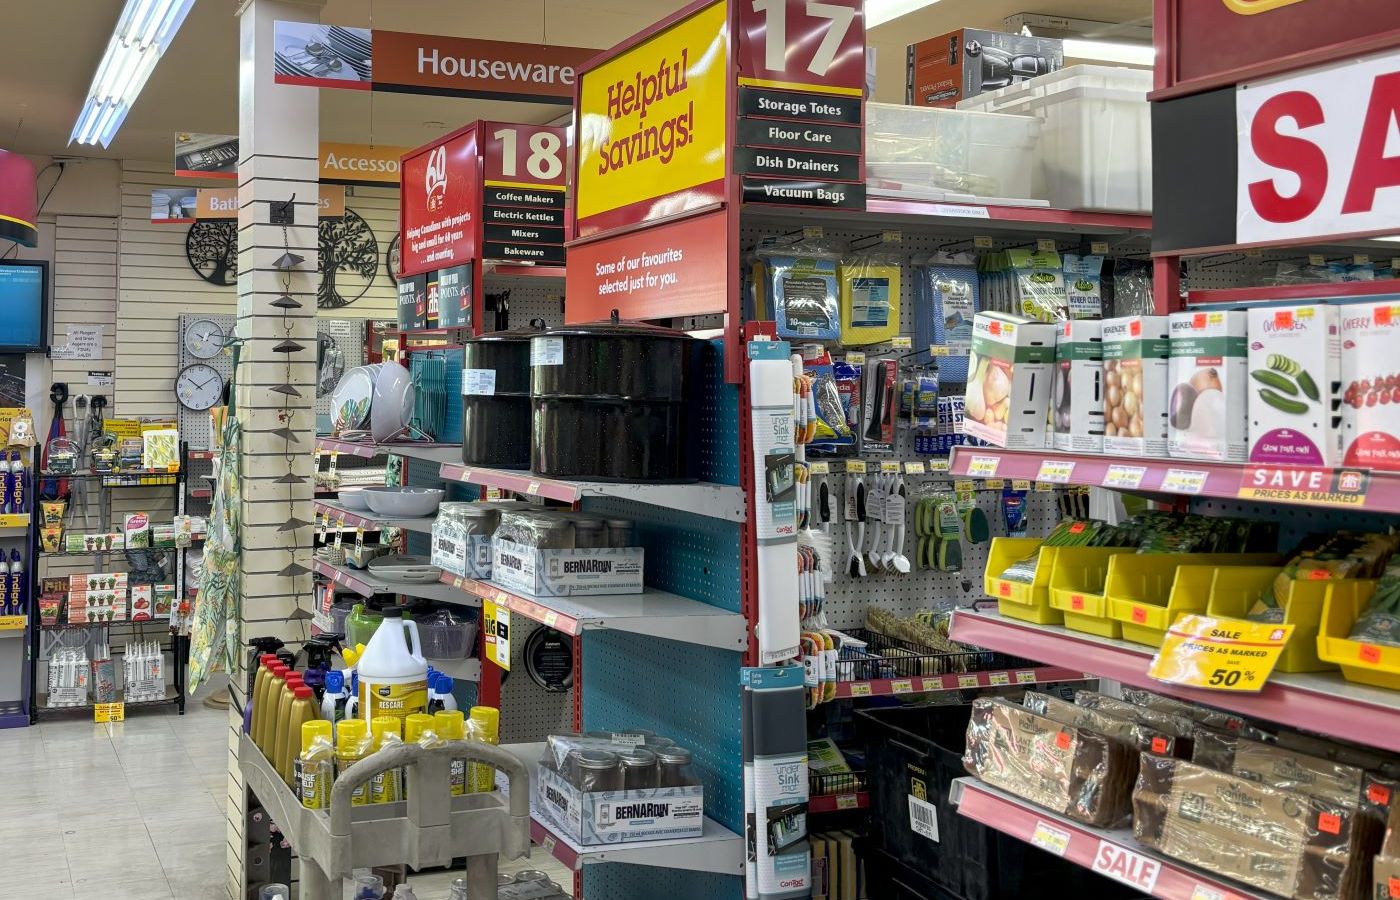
[574,0,728,237]
[1148,614,1294,691]
[1237,49,1400,244]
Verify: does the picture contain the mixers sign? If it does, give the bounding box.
[399,127,478,277]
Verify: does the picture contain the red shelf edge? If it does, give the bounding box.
[437,571,582,635]
[438,464,580,503]
[1188,279,1400,305]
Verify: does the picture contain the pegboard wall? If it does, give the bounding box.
[178,313,236,450]
[1181,248,1399,295]
[481,271,566,330]
[314,319,366,426]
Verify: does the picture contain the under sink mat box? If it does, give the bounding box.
[864,102,1042,202]
[1168,310,1248,462]
[1104,554,1277,647]
[958,65,1152,214]
[963,697,1135,828]
[1247,304,1341,467]
[1133,755,1378,900]
[1047,545,1138,637]
[1319,580,1400,691]
[534,763,704,846]
[492,540,644,598]
[983,536,1065,624]
[1205,566,1334,673]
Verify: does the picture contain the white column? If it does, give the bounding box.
[229,1,324,896]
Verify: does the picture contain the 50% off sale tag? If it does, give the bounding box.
[1148,614,1293,691]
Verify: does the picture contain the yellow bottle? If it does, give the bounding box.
[434,710,467,796]
[250,655,275,751]
[255,664,286,753]
[280,685,317,785]
[369,715,403,804]
[335,719,371,806]
[271,673,302,777]
[402,713,436,800]
[467,706,500,793]
[295,720,334,809]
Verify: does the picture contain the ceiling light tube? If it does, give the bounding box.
[865,0,944,29]
[68,0,196,148]
[1062,38,1155,66]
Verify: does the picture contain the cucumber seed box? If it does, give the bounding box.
[1247,305,1340,467]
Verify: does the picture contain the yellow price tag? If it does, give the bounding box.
[313,448,325,467]
[984,479,1005,489]
[483,600,512,671]
[846,460,867,474]
[973,235,993,249]
[526,481,541,495]
[1355,254,1370,266]
[880,461,900,473]
[957,674,979,689]
[1090,241,1110,255]
[354,526,365,551]
[1036,459,1076,484]
[891,679,914,694]
[927,459,950,472]
[1103,465,1146,490]
[849,683,872,697]
[803,226,824,239]
[928,345,951,357]
[1245,248,1263,258]
[966,455,1000,478]
[1015,671,1036,684]
[326,451,340,478]
[1308,254,1326,266]
[836,794,860,810]
[1162,468,1209,495]
[1033,482,1055,493]
[953,480,974,493]
[1030,821,1071,856]
[809,461,830,475]
[1012,480,1031,490]
[845,352,866,365]
[0,615,25,631]
[95,702,125,723]
[903,461,925,475]
[988,672,1011,686]
[1036,238,1057,253]
[882,230,902,244]
[890,336,912,349]
[1148,614,1294,691]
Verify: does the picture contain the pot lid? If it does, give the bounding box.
[540,309,692,341]
[469,319,547,343]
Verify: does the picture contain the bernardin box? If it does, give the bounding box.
[906,29,1063,108]
[430,520,491,580]
[1102,316,1171,457]
[1248,304,1341,466]
[535,764,704,846]
[491,540,644,598]
[964,311,1057,449]
[1168,310,1248,462]
[1051,319,1104,453]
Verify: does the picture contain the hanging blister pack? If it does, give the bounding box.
[916,252,980,382]
[1007,248,1068,322]
[757,240,842,342]
[1063,253,1105,319]
[839,235,902,346]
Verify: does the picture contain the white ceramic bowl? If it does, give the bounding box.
[337,490,370,511]
[370,362,415,443]
[362,486,444,517]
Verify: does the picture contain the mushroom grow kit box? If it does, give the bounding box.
[1168,310,1248,462]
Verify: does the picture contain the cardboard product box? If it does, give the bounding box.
[1169,310,1248,461]
[154,583,175,619]
[1233,738,1368,811]
[963,312,1057,449]
[1102,315,1171,457]
[64,532,124,553]
[534,764,703,846]
[1024,690,1184,758]
[123,512,151,549]
[492,540,643,598]
[811,834,830,900]
[1248,304,1342,466]
[1050,319,1104,452]
[433,263,472,328]
[430,519,491,580]
[1341,302,1400,471]
[905,29,1063,108]
[1135,755,1379,900]
[963,697,1135,827]
[129,585,154,622]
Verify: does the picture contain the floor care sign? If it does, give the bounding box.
[574,0,729,237]
[400,127,478,277]
[1237,49,1400,244]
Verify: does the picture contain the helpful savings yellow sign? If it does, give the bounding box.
[575,0,728,231]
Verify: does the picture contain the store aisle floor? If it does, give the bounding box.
[0,695,571,899]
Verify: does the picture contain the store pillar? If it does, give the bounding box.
[231,0,324,896]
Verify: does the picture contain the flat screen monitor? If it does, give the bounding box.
[0,259,49,352]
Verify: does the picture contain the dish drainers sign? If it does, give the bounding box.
[425,145,448,211]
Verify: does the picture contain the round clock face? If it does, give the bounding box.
[184,319,225,359]
[176,363,224,411]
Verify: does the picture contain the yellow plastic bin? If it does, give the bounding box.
[1106,553,1278,647]
[1048,546,1138,638]
[1206,567,1335,673]
[984,537,1063,624]
[1318,580,1400,690]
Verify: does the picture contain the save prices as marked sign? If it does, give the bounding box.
[400,127,478,277]
[1148,614,1294,691]
[574,0,729,237]
[1237,49,1400,244]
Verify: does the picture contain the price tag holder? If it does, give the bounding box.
[988,672,1011,686]
[333,514,347,550]
[849,683,872,697]
[927,459,950,473]
[95,702,125,723]
[326,451,340,479]
[1030,820,1071,856]
[953,480,974,493]
[354,526,365,552]
[880,461,901,474]
[967,455,1000,477]
[1148,614,1294,691]
[984,478,1005,489]
[1036,238,1057,253]
[1090,241,1110,255]
[957,674,979,689]
[1355,254,1370,266]
[890,336,912,349]
[809,461,830,475]
[1011,480,1031,491]
[317,510,329,540]
[483,599,512,671]
[903,461,925,475]
[1033,482,1055,493]
[1309,253,1326,266]
[1162,468,1209,495]
[891,679,914,695]
[1036,460,1075,484]
[973,235,994,249]
[313,447,324,468]
[845,352,866,366]
[1015,671,1036,684]
[928,345,951,357]
[836,794,860,810]
[1103,465,1147,490]
[846,460,867,474]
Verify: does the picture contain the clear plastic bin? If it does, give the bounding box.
[958,65,1151,213]
[419,616,477,660]
[865,102,1042,202]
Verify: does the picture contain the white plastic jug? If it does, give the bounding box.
[357,611,428,725]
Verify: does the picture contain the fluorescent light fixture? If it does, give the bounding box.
[1063,38,1155,66]
[866,0,943,29]
[69,0,197,148]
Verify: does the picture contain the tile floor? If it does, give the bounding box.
[0,684,571,899]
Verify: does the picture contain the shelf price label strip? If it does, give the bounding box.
[833,667,1088,698]
[442,572,581,635]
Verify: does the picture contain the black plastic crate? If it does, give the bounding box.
[856,703,1137,900]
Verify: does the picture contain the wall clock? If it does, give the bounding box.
[176,363,224,411]
[185,220,237,286]
[184,318,225,359]
[319,208,379,309]
[385,233,400,282]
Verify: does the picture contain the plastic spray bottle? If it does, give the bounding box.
[434,710,467,796]
[10,451,25,515]
[321,670,349,733]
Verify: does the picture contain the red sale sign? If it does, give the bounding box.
[1237,49,1400,244]
[400,126,479,277]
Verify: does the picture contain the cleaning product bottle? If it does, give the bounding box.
[335,718,371,806]
[357,610,428,726]
[467,706,500,793]
[344,671,360,721]
[391,885,418,900]
[248,654,277,738]
[434,710,467,796]
[272,672,303,777]
[0,450,12,515]
[280,684,317,785]
[321,670,349,733]
[256,664,287,752]
[425,673,444,713]
[10,450,25,515]
[298,635,338,700]
[295,720,334,809]
[8,549,24,620]
[0,553,8,617]
[369,716,403,803]
[435,676,458,712]
[401,713,437,800]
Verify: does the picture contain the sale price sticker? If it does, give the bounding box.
[1162,468,1209,495]
[1092,841,1162,893]
[967,455,1000,477]
[1103,465,1146,490]
[988,672,1010,686]
[1148,614,1294,692]
[95,702,125,723]
[1030,821,1071,857]
[1036,459,1076,484]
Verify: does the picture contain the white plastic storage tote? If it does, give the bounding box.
[865,101,1043,204]
[958,65,1151,214]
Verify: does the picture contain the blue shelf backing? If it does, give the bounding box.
[698,339,741,487]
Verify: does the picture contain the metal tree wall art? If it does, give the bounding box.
[384,232,401,283]
[318,208,378,309]
[186,220,238,286]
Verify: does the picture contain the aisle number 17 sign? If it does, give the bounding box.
[1148,614,1294,691]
